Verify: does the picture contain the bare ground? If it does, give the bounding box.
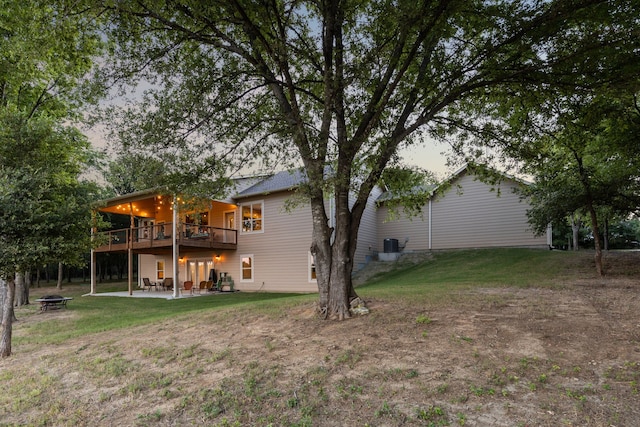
[1,252,639,426]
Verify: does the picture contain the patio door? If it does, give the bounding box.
[187,259,215,285]
[224,210,235,243]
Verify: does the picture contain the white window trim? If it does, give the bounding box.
[240,201,264,234]
[223,209,236,228]
[240,254,254,283]
[308,252,317,283]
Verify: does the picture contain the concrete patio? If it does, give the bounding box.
[85,290,206,299]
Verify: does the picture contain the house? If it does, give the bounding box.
[91,166,547,294]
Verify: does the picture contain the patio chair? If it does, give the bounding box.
[142,277,156,291]
[163,277,174,291]
[195,280,208,294]
[182,281,193,295]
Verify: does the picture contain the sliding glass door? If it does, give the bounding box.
[187,259,215,285]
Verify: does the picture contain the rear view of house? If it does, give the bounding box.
[92,166,548,295]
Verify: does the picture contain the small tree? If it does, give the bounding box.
[505,91,640,275]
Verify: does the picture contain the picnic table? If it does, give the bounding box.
[35,295,73,312]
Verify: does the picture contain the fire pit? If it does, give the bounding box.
[34,295,73,312]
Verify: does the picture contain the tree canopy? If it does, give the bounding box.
[0,0,104,274]
[0,0,105,356]
[95,0,640,318]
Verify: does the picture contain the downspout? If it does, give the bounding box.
[428,199,432,250]
[172,197,179,299]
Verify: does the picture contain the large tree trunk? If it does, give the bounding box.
[0,276,16,358]
[307,162,364,320]
[14,271,28,307]
[328,238,352,320]
[327,184,353,319]
[57,262,63,290]
[0,279,6,323]
[309,181,334,315]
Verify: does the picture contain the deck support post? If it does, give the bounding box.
[172,197,180,299]
[90,228,96,295]
[128,203,134,295]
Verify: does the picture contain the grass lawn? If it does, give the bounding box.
[19,282,313,346]
[359,247,578,301]
[20,248,574,346]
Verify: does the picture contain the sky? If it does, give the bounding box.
[398,139,452,178]
[87,123,454,182]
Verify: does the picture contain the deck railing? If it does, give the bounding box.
[96,223,237,252]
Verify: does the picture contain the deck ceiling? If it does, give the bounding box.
[98,194,171,219]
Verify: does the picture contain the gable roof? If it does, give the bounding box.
[376,184,436,203]
[234,168,309,199]
[376,164,530,204]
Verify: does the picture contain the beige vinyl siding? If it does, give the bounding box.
[218,192,317,293]
[377,171,546,251]
[431,173,545,249]
[377,204,430,252]
[354,186,383,270]
[138,254,175,287]
[210,201,232,228]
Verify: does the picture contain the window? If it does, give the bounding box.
[308,252,317,282]
[241,201,263,233]
[240,255,254,282]
[156,260,165,280]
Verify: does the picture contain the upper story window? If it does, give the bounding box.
[241,201,263,233]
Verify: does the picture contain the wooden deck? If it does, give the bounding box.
[94,224,237,254]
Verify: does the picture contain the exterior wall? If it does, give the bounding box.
[431,172,545,249]
[377,203,430,252]
[353,186,383,270]
[378,171,547,251]
[216,192,318,293]
[138,253,176,287]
